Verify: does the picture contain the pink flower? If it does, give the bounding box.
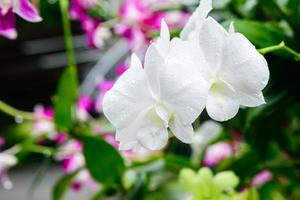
[251,170,273,187]
[55,140,84,173]
[95,79,114,113]
[62,154,85,173]
[76,95,93,122]
[0,0,42,39]
[203,142,233,167]
[33,105,55,138]
[0,137,5,147]
[71,170,100,192]
[54,133,68,145]
[103,133,119,149]
[115,64,129,76]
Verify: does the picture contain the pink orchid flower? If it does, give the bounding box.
[0,0,42,39]
[251,170,273,187]
[33,105,55,138]
[203,142,233,167]
[76,95,93,122]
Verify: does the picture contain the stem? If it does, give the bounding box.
[258,41,300,61]
[0,100,36,120]
[59,0,77,68]
[23,143,55,156]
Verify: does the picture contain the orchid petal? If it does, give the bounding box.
[198,17,228,72]
[238,91,266,107]
[180,0,212,40]
[169,118,194,143]
[206,80,239,121]
[0,9,17,39]
[13,0,42,22]
[137,125,168,150]
[221,33,269,94]
[103,54,153,130]
[154,19,170,57]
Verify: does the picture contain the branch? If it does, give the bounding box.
[0,100,36,120]
[258,41,300,61]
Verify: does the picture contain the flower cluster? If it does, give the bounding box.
[0,0,42,39]
[103,0,269,151]
[69,0,190,54]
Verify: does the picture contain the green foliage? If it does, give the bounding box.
[83,136,125,185]
[52,171,78,200]
[54,66,78,132]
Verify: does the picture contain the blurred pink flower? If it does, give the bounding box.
[33,105,55,138]
[95,79,114,113]
[103,133,119,149]
[0,0,42,39]
[116,0,190,55]
[55,140,84,173]
[115,64,129,76]
[54,133,68,145]
[251,170,273,187]
[203,142,233,167]
[76,95,93,122]
[0,137,5,147]
[71,170,100,192]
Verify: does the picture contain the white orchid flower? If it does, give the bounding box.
[103,21,208,151]
[180,0,269,121]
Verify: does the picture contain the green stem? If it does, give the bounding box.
[0,100,36,120]
[23,143,55,156]
[59,0,77,68]
[258,41,300,61]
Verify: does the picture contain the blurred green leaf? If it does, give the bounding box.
[233,20,288,48]
[124,173,148,200]
[54,66,78,132]
[83,136,125,185]
[52,171,78,200]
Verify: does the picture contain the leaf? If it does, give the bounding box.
[54,66,78,132]
[83,136,125,185]
[232,20,288,48]
[52,171,78,200]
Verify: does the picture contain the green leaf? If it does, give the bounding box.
[83,136,125,185]
[54,66,78,132]
[232,20,288,48]
[123,173,148,200]
[52,171,78,200]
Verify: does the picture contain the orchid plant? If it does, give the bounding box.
[0,0,300,200]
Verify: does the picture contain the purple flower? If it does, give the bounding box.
[0,0,42,39]
[251,170,273,187]
[203,142,233,167]
[76,95,93,122]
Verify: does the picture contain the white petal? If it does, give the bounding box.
[137,126,168,150]
[228,21,235,33]
[198,17,228,72]
[170,117,194,143]
[154,19,170,57]
[238,91,266,107]
[159,58,209,125]
[180,0,212,40]
[206,80,240,121]
[103,55,153,129]
[221,33,270,94]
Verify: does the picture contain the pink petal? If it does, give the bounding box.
[0,8,17,39]
[13,0,42,22]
